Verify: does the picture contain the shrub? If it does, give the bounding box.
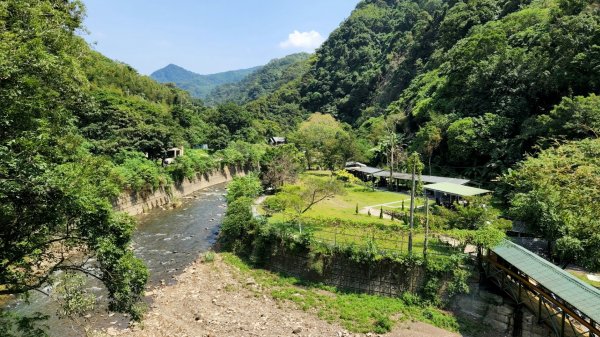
[215,146,244,166]
[167,149,215,182]
[263,195,288,216]
[220,197,256,249]
[203,251,216,263]
[333,169,360,186]
[113,152,171,195]
[226,174,263,203]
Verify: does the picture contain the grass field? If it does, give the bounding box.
[266,171,426,226]
[262,171,458,257]
[569,270,600,289]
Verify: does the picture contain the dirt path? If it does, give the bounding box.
[358,200,412,220]
[104,255,461,337]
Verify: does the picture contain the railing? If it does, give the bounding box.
[485,257,599,337]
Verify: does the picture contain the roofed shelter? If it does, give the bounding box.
[345,161,367,168]
[373,170,470,191]
[346,166,383,183]
[424,182,491,206]
[487,240,600,336]
[269,137,286,146]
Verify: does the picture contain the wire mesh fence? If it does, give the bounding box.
[298,227,463,257]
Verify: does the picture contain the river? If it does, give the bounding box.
[5,183,228,336]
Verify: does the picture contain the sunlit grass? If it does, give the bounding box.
[569,270,600,289]
[265,170,426,226]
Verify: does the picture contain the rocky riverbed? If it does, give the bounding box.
[103,255,461,337]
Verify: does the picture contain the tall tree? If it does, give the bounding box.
[502,139,600,270]
[413,125,442,175]
[290,113,357,170]
[260,144,305,189]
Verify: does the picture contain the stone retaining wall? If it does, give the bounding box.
[267,248,426,296]
[113,166,246,216]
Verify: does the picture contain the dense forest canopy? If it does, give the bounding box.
[205,53,311,105]
[0,0,150,325]
[0,0,271,333]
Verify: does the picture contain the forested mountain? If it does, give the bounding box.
[205,53,311,105]
[254,0,600,181]
[150,64,262,99]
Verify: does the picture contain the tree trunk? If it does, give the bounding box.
[428,153,432,176]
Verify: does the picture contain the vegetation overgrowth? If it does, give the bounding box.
[222,253,460,334]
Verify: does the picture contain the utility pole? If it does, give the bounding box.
[389,135,394,191]
[423,189,429,260]
[408,158,416,254]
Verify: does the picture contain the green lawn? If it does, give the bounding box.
[569,270,600,289]
[260,171,456,257]
[265,171,426,226]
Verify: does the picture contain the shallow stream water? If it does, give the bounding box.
[5,183,228,336]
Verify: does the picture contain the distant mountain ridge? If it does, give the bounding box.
[150,64,262,99]
[204,53,311,105]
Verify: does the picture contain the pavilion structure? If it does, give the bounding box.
[424,182,491,206]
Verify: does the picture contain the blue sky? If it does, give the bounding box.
[82,0,361,75]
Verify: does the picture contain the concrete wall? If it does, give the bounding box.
[267,249,426,296]
[112,166,246,216]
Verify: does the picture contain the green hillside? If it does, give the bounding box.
[150,64,262,99]
[253,0,600,181]
[206,53,311,105]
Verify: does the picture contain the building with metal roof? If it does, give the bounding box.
[345,161,367,168]
[423,182,491,206]
[346,166,383,184]
[374,171,470,185]
[268,137,286,146]
[346,166,383,175]
[424,182,490,196]
[488,240,600,336]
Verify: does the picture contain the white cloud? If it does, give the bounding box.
[279,30,325,50]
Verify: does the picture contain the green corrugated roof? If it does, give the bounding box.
[493,240,600,323]
[424,182,491,197]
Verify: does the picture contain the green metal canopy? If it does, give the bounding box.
[493,240,600,323]
[424,182,491,197]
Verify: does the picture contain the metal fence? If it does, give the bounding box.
[298,226,465,259]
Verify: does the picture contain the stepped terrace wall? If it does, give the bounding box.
[113,165,246,216]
